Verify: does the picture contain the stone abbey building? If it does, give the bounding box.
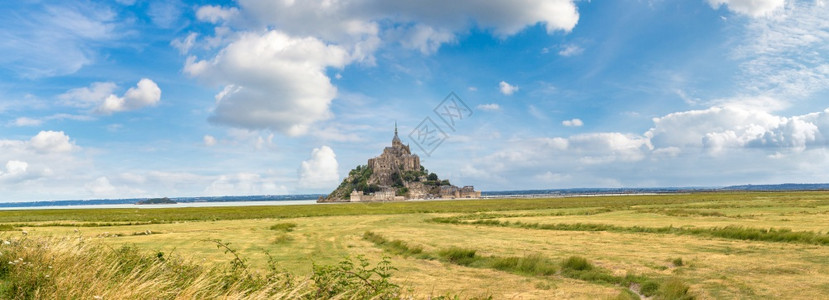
[320,125,481,202]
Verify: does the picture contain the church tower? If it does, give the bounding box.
[392,121,403,148]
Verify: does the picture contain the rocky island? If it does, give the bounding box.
[136,197,176,205]
[320,125,480,202]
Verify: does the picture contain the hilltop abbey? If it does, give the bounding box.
[320,124,480,202]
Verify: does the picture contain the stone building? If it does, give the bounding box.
[321,124,480,202]
[366,124,420,186]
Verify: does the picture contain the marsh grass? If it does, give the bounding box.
[430,217,829,245]
[0,236,403,299]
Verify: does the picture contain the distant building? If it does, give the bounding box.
[321,124,480,202]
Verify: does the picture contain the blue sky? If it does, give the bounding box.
[1,0,828,201]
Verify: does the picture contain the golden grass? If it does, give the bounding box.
[4,191,829,299]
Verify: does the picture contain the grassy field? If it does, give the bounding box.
[2,191,828,299]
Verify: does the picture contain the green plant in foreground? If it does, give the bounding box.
[0,236,408,299]
[311,255,400,299]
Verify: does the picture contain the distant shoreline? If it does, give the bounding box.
[1,184,827,210]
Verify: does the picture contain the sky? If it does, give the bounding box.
[1,0,829,202]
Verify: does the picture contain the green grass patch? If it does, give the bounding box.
[488,253,557,276]
[0,224,17,231]
[362,231,424,257]
[672,258,684,267]
[561,256,593,271]
[657,278,695,300]
[437,247,478,266]
[269,222,298,232]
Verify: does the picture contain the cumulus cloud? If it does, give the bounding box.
[477,103,501,111]
[562,118,583,127]
[96,79,161,114]
[186,0,580,134]
[28,131,76,154]
[499,81,519,95]
[298,146,339,189]
[186,31,348,135]
[59,82,118,108]
[0,160,29,181]
[706,0,785,17]
[0,131,91,198]
[61,79,161,115]
[461,104,829,189]
[645,105,829,154]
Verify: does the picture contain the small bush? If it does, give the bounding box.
[561,256,593,271]
[268,222,297,232]
[438,247,478,266]
[672,258,684,267]
[657,278,694,300]
[639,280,660,297]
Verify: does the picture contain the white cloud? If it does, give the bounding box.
[460,104,829,189]
[706,0,785,17]
[298,146,339,189]
[60,79,161,114]
[85,177,117,197]
[562,118,583,127]
[96,79,162,114]
[59,82,118,108]
[186,0,580,134]
[731,1,829,102]
[12,117,43,127]
[186,31,349,135]
[171,32,198,54]
[0,160,29,182]
[477,103,501,111]
[389,24,456,54]
[203,135,217,146]
[558,44,583,56]
[28,131,76,154]
[195,5,240,24]
[645,105,829,154]
[205,173,288,196]
[499,81,519,95]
